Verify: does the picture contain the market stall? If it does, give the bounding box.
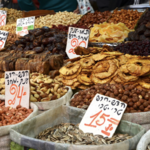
[0,5,150,150]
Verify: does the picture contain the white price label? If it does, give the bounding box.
[5,70,30,109]
[0,30,8,49]
[79,94,127,138]
[16,16,35,36]
[66,27,90,59]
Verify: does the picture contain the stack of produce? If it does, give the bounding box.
[89,22,132,43]
[0,49,63,76]
[108,9,142,29]
[58,46,150,90]
[5,27,68,59]
[71,83,150,113]
[36,123,133,144]
[34,11,82,29]
[114,40,150,56]
[0,73,68,102]
[0,100,33,126]
[0,8,23,24]
[76,11,111,28]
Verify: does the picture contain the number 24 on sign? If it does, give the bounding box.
[84,110,119,137]
[8,84,26,106]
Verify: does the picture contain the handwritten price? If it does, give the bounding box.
[69,38,86,54]
[0,14,6,26]
[8,84,26,106]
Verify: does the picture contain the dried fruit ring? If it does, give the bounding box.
[59,62,80,76]
[80,57,95,69]
[126,59,150,76]
[93,60,118,79]
[118,65,138,82]
[77,73,93,85]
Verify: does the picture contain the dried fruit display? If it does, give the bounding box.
[127,22,150,41]
[5,33,20,48]
[0,8,23,24]
[0,73,68,102]
[89,22,132,43]
[6,27,68,59]
[0,50,63,75]
[59,46,150,90]
[76,11,111,28]
[108,9,142,29]
[0,100,33,126]
[71,83,150,113]
[114,40,150,56]
[34,11,82,29]
[36,123,132,144]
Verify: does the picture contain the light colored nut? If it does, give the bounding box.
[34,93,40,99]
[41,98,50,102]
[30,95,37,102]
[31,91,37,95]
[46,89,50,94]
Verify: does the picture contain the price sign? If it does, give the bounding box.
[0,30,8,49]
[66,27,90,59]
[16,16,35,36]
[5,70,30,109]
[0,10,7,26]
[79,94,127,138]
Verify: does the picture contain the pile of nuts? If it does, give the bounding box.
[34,11,82,29]
[71,83,150,113]
[36,123,133,145]
[0,8,23,24]
[0,100,33,126]
[0,73,68,102]
[108,9,142,29]
[76,11,111,28]
[30,73,68,102]
[0,23,16,34]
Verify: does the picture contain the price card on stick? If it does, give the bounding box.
[16,16,35,36]
[79,94,127,138]
[5,70,30,109]
[0,30,8,49]
[0,10,7,26]
[66,27,90,59]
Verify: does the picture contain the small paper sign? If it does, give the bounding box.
[16,16,35,36]
[79,94,127,138]
[5,70,30,109]
[66,27,90,59]
[0,10,7,26]
[0,30,8,49]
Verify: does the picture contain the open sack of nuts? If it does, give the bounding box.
[30,73,72,110]
[10,105,145,150]
[0,73,73,110]
[0,100,38,137]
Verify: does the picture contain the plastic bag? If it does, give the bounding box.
[137,130,150,150]
[33,86,72,110]
[77,0,94,14]
[10,105,145,150]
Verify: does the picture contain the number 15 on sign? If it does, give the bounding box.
[5,70,30,109]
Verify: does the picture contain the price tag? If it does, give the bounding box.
[16,16,35,36]
[0,30,8,49]
[5,70,30,109]
[66,27,90,59]
[79,94,127,138]
[0,10,7,26]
